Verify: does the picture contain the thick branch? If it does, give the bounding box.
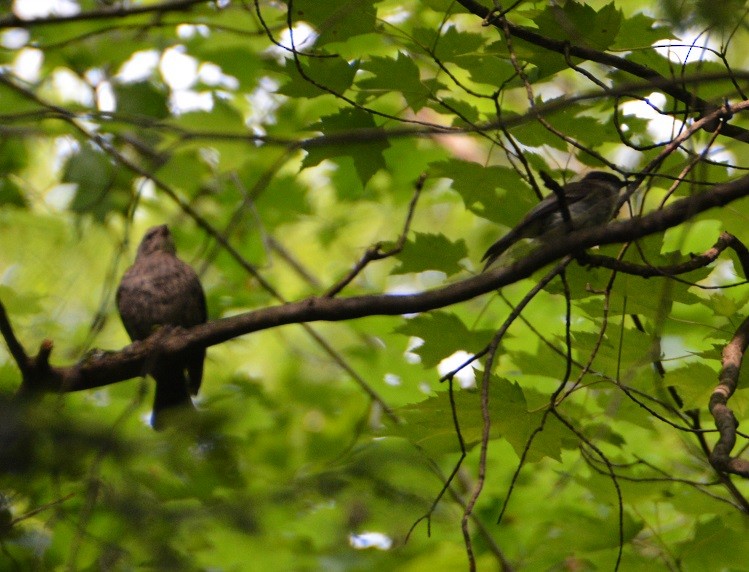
[709,316,749,476]
[11,174,749,394]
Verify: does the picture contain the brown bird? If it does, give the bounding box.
[116,225,207,430]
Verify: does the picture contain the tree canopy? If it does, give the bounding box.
[2,0,749,570]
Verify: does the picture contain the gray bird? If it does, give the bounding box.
[482,171,625,269]
[116,225,207,430]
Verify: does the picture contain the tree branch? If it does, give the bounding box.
[6,174,749,395]
[457,0,749,142]
[0,0,210,29]
[580,231,749,279]
[710,315,749,476]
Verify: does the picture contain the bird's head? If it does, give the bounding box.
[581,171,627,189]
[135,224,177,258]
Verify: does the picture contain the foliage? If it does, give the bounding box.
[2,0,749,570]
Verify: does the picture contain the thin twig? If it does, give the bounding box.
[325,173,426,297]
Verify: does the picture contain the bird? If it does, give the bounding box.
[481,171,626,269]
[116,225,207,430]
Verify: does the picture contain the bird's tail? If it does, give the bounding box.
[481,228,519,270]
[151,363,196,431]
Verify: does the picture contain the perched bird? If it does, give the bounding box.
[116,225,207,430]
[481,171,625,269]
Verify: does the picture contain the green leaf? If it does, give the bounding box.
[665,362,718,409]
[533,1,623,51]
[290,0,378,46]
[155,149,208,197]
[192,41,263,91]
[0,83,47,115]
[432,27,487,61]
[63,147,131,220]
[455,54,517,89]
[388,376,566,462]
[168,97,246,133]
[394,312,494,367]
[430,159,529,225]
[0,138,28,207]
[0,178,26,207]
[612,12,675,49]
[113,81,169,120]
[278,55,358,98]
[302,107,389,186]
[677,515,749,568]
[662,219,723,255]
[359,53,430,111]
[392,233,467,275]
[255,173,313,226]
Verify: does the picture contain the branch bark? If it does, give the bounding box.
[6,174,749,395]
[0,0,209,29]
[710,316,749,477]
